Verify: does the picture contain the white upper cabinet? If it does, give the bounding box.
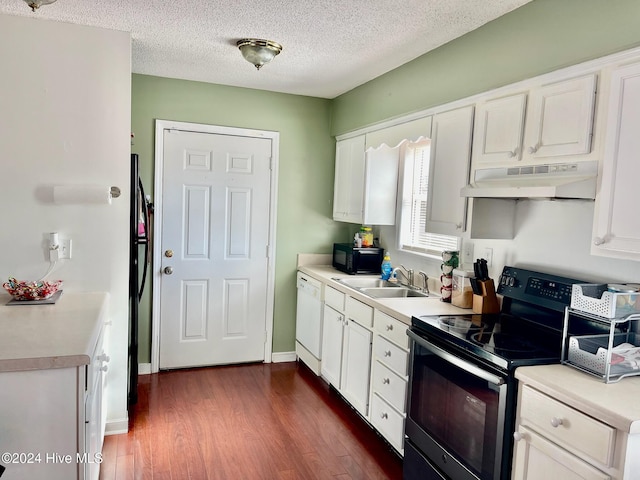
[592,61,640,260]
[473,92,527,165]
[471,74,597,169]
[427,105,474,235]
[524,74,597,159]
[333,117,432,225]
[333,134,367,224]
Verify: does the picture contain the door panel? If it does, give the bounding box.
[159,129,271,369]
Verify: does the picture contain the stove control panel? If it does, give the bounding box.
[498,266,584,312]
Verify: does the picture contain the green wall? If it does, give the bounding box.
[131,75,351,361]
[331,0,640,136]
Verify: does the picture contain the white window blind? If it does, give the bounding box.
[400,140,459,256]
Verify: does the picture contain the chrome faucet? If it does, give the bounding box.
[418,271,429,295]
[392,264,414,288]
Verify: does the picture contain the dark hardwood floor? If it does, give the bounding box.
[99,361,403,480]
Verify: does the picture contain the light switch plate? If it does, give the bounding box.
[462,242,474,265]
[483,247,493,266]
[60,239,72,259]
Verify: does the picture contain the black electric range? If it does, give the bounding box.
[405,266,588,480]
[411,265,583,372]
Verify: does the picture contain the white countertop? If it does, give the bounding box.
[0,291,109,372]
[516,364,640,434]
[297,265,469,325]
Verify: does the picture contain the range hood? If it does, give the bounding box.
[460,161,598,199]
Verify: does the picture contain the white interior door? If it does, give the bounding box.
[158,127,273,369]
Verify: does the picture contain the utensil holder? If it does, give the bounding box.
[472,279,500,314]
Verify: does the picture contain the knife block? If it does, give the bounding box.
[472,279,500,314]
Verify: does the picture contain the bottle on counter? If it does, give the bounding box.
[381,253,393,280]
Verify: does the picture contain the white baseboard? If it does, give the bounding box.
[271,351,296,363]
[105,417,129,435]
[138,363,152,375]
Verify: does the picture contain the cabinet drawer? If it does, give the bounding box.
[370,393,405,453]
[325,286,345,312]
[374,335,408,376]
[519,385,616,467]
[371,360,407,413]
[373,310,409,348]
[346,296,373,328]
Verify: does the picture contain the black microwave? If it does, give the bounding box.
[332,243,384,275]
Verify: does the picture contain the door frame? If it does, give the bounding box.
[150,119,279,373]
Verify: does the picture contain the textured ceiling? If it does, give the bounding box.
[0,0,532,98]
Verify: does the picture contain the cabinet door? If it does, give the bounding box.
[592,62,640,259]
[472,93,527,165]
[340,319,373,417]
[524,74,596,159]
[427,105,474,235]
[362,145,399,225]
[512,426,610,480]
[333,135,366,223]
[320,305,345,387]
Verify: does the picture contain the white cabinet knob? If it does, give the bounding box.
[593,237,604,246]
[507,149,516,158]
[528,144,539,154]
[550,417,563,428]
[100,365,109,372]
[513,431,524,442]
[98,354,110,363]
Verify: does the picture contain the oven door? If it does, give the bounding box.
[405,329,508,480]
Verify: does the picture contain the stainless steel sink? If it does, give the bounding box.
[360,287,429,298]
[332,277,399,289]
[332,276,430,299]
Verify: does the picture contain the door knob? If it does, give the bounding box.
[163,266,174,275]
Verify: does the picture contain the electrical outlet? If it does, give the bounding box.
[60,239,72,259]
[462,242,474,265]
[483,247,493,267]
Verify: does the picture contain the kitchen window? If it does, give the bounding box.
[399,140,460,256]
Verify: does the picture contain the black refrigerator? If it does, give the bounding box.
[129,153,151,406]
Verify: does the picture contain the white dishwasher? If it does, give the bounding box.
[295,272,323,374]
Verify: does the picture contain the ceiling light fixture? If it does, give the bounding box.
[23,0,57,11]
[236,39,282,70]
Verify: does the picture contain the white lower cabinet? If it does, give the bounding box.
[340,319,373,417]
[0,324,109,480]
[316,279,410,456]
[513,384,619,479]
[320,304,345,388]
[320,287,374,418]
[513,426,610,480]
[369,309,410,454]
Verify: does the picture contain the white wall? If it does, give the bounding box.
[0,15,131,431]
[379,199,640,289]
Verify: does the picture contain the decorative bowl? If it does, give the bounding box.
[3,278,63,301]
